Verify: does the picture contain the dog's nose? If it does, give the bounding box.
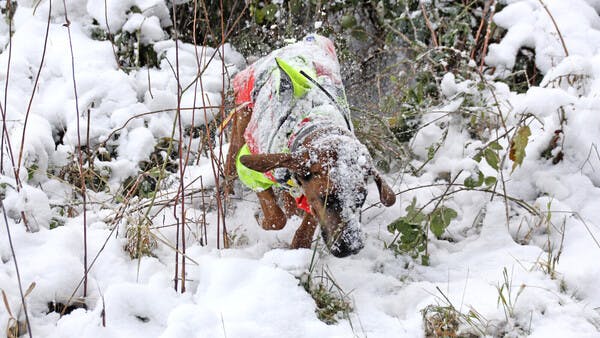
[330,239,363,257]
[330,227,364,257]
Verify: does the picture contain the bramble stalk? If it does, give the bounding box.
[17,0,52,180]
[0,0,31,231]
[1,199,32,338]
[62,0,88,297]
[537,0,569,57]
[170,0,187,293]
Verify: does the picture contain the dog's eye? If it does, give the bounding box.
[321,195,341,211]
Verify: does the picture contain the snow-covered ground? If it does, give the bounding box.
[1,0,600,337]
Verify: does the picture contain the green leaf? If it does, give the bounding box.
[429,206,458,238]
[27,163,39,181]
[484,148,499,170]
[427,145,436,160]
[351,28,368,41]
[289,0,302,14]
[388,218,420,237]
[404,197,425,224]
[464,170,484,189]
[254,8,265,25]
[263,4,278,23]
[128,5,142,14]
[510,126,531,172]
[386,197,431,262]
[340,15,356,29]
[484,176,497,186]
[0,182,12,192]
[488,141,503,150]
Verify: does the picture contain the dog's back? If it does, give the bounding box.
[233,34,351,155]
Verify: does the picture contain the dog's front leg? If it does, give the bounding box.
[290,213,317,249]
[279,190,304,218]
[257,188,287,230]
[224,106,252,195]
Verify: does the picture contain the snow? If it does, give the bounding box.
[119,127,156,163]
[487,0,600,74]
[0,0,600,337]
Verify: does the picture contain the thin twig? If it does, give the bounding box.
[16,0,52,179]
[218,0,229,248]
[1,199,33,338]
[0,1,32,231]
[537,0,569,57]
[98,105,221,146]
[104,0,121,69]
[363,182,538,216]
[62,0,88,297]
[198,0,228,249]
[479,1,496,72]
[170,0,187,293]
[420,2,438,48]
[471,0,491,60]
[191,0,208,247]
[1,0,15,176]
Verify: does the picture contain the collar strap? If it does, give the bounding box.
[289,123,320,153]
[289,123,350,153]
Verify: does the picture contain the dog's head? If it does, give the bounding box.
[240,132,395,257]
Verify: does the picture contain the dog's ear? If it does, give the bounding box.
[240,153,307,173]
[372,170,396,207]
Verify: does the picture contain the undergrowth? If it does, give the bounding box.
[422,287,490,337]
[300,246,354,326]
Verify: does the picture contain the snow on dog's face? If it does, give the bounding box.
[240,130,396,257]
[296,135,370,257]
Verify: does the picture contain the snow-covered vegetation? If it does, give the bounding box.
[1,0,600,337]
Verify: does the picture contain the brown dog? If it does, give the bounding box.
[225,35,395,257]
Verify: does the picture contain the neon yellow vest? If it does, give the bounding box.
[235,58,314,191]
[235,144,275,192]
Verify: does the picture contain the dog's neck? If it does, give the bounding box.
[288,118,351,154]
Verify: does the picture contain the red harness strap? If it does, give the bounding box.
[264,171,312,214]
[295,195,311,214]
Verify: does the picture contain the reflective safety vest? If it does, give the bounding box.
[232,34,349,214]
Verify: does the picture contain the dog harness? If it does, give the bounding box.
[233,34,351,213]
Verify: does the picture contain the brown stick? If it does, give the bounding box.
[471,0,493,60]
[62,0,88,298]
[420,2,438,48]
[537,0,569,57]
[1,199,32,337]
[479,1,497,71]
[170,0,187,294]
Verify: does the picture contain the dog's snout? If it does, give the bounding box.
[329,226,364,257]
[330,236,364,257]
